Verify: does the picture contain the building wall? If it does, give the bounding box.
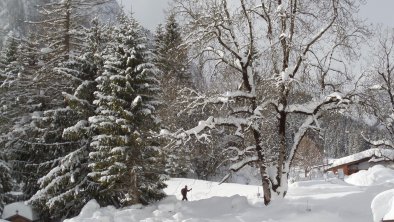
[357,161,370,170]
[13,218,30,222]
[7,215,31,222]
[371,161,394,169]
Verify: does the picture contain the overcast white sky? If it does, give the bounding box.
[116,0,394,31]
[359,0,394,27]
[116,0,171,31]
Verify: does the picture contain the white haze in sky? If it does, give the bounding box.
[359,0,394,27]
[116,0,171,31]
[115,0,394,31]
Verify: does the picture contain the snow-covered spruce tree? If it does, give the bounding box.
[155,13,192,90]
[28,19,108,221]
[0,32,41,119]
[168,0,367,205]
[8,103,80,200]
[155,13,225,179]
[5,69,77,207]
[88,14,166,208]
[5,1,112,206]
[1,3,114,217]
[0,33,19,82]
[0,154,12,214]
[0,33,19,84]
[0,33,34,137]
[0,32,47,203]
[154,14,194,177]
[0,0,10,49]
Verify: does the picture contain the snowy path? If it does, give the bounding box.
[164,178,390,222]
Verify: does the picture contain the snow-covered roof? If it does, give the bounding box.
[330,148,394,169]
[2,202,37,220]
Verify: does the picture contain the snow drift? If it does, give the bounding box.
[345,165,394,186]
[371,189,394,222]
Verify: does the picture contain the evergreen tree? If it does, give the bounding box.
[88,14,166,208]
[0,33,20,86]
[155,13,191,88]
[3,9,91,220]
[154,14,221,179]
[6,1,106,207]
[0,0,10,49]
[0,156,12,214]
[0,31,47,209]
[0,32,42,133]
[154,14,194,177]
[28,19,107,221]
[0,34,21,133]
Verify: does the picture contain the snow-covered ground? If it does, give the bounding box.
[65,165,394,222]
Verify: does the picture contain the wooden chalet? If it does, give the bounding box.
[326,148,394,176]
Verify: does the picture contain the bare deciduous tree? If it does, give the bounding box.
[164,0,367,205]
[362,28,394,148]
[292,136,323,178]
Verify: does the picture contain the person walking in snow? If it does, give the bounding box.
[181,185,192,201]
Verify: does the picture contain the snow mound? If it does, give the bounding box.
[371,189,394,222]
[345,165,394,186]
[77,199,100,218]
[290,178,349,188]
[64,195,252,222]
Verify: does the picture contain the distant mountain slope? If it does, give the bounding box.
[0,0,121,47]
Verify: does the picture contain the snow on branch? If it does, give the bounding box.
[284,92,351,167]
[177,88,231,116]
[177,88,257,116]
[218,155,259,185]
[225,145,256,160]
[285,92,350,114]
[202,46,243,72]
[362,133,394,149]
[224,90,256,99]
[229,156,259,172]
[161,115,251,145]
[254,100,278,116]
[286,114,321,170]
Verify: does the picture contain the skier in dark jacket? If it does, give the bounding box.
[181,185,192,201]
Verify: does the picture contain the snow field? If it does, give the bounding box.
[65,165,394,222]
